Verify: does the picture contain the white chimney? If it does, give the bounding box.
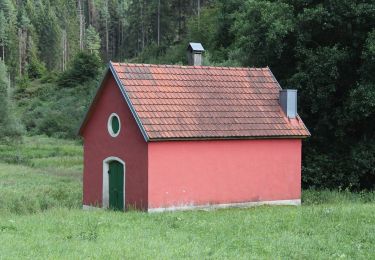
[187,42,205,66]
[279,89,297,118]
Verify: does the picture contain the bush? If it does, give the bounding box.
[0,62,23,143]
[20,79,99,139]
[15,51,103,139]
[58,52,102,88]
[27,55,47,79]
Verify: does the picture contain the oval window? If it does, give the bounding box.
[108,113,121,137]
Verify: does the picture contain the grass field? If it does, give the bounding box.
[0,136,375,259]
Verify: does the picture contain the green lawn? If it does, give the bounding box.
[0,136,374,259]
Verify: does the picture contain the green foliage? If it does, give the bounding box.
[287,1,375,189]
[348,29,375,129]
[0,0,372,189]
[0,0,15,18]
[37,85,96,138]
[18,79,99,139]
[134,42,186,65]
[85,25,101,55]
[58,52,102,88]
[0,62,23,143]
[26,54,46,79]
[32,3,61,70]
[13,52,101,140]
[0,63,8,117]
[230,0,295,67]
[187,6,221,54]
[351,142,375,188]
[302,189,375,205]
[0,10,8,51]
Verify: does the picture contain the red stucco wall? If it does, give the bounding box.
[148,139,301,209]
[81,73,148,210]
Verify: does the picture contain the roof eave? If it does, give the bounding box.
[109,62,149,142]
[147,135,311,142]
[78,62,150,142]
[268,66,311,136]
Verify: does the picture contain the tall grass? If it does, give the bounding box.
[303,189,375,205]
[0,136,374,258]
[1,203,374,259]
[0,136,82,214]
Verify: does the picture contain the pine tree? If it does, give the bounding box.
[103,0,110,58]
[85,25,101,55]
[0,61,22,142]
[17,7,31,76]
[0,62,8,116]
[78,0,84,51]
[34,4,61,70]
[0,11,8,61]
[0,0,15,18]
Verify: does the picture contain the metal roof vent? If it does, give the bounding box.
[279,89,297,118]
[187,42,205,66]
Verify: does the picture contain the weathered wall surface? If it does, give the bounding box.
[148,139,301,209]
[82,73,148,210]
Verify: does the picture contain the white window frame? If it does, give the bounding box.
[107,113,121,137]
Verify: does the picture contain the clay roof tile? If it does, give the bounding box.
[109,63,310,140]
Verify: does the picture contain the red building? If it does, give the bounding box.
[79,46,310,212]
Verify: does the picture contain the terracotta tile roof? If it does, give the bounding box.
[110,62,310,140]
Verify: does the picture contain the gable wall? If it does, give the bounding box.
[148,139,301,210]
[81,73,148,210]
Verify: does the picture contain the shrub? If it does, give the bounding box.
[27,55,47,79]
[0,62,23,143]
[58,52,102,88]
[20,79,99,138]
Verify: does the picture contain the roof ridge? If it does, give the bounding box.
[110,61,269,71]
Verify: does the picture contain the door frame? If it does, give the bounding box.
[102,156,126,209]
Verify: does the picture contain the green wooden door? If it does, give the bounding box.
[108,161,124,210]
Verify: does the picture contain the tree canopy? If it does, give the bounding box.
[0,0,374,189]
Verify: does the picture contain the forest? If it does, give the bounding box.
[0,0,374,190]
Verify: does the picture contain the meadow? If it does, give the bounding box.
[0,136,374,259]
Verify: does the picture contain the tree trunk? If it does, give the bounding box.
[62,30,67,71]
[197,0,200,29]
[18,28,27,76]
[78,0,84,50]
[89,0,98,27]
[157,0,160,46]
[140,0,145,50]
[88,0,92,25]
[178,0,181,41]
[105,0,109,60]
[8,72,10,91]
[18,28,22,76]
